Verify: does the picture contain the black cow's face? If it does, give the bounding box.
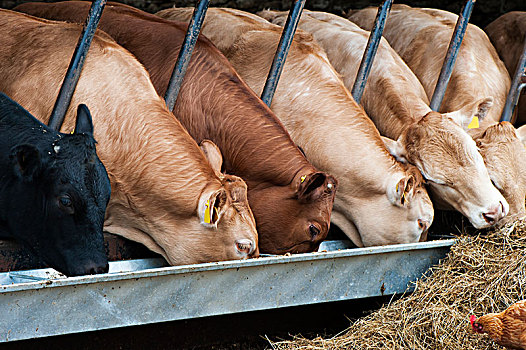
[10,134,111,276]
[7,104,111,276]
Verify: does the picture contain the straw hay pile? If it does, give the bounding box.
[271,219,526,350]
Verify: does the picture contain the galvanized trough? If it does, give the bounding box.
[0,239,454,342]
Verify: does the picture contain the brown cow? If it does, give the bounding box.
[348,5,511,126]
[157,7,435,247]
[260,10,516,224]
[486,11,526,126]
[0,9,259,265]
[15,1,337,254]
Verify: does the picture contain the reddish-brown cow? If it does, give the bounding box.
[16,1,338,254]
[0,9,259,265]
[485,11,526,126]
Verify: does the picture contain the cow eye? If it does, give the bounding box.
[59,195,72,207]
[309,224,321,237]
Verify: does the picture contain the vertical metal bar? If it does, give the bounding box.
[351,0,393,104]
[260,0,307,107]
[500,39,526,122]
[429,0,475,111]
[164,0,210,112]
[48,0,107,131]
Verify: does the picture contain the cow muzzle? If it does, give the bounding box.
[236,239,257,258]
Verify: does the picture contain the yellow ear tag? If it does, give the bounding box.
[204,199,211,224]
[468,116,479,129]
[300,175,306,183]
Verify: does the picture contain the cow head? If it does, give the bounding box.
[331,161,433,247]
[382,110,508,229]
[247,170,337,254]
[160,140,259,265]
[6,99,111,276]
[474,122,526,221]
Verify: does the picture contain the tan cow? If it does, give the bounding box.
[0,9,258,265]
[158,7,434,247]
[348,4,511,126]
[347,6,526,222]
[258,9,511,227]
[486,11,526,126]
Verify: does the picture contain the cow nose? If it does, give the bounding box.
[482,201,507,225]
[86,262,109,275]
[418,218,430,232]
[236,239,255,257]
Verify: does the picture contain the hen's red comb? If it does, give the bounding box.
[469,315,476,325]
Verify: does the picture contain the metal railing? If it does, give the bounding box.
[164,0,210,111]
[500,38,526,122]
[429,0,475,111]
[48,0,107,130]
[261,0,307,107]
[351,0,393,104]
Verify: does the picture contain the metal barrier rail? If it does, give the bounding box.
[351,0,393,104]
[429,0,475,111]
[0,239,454,342]
[164,0,210,111]
[500,38,526,122]
[261,0,306,107]
[48,0,106,130]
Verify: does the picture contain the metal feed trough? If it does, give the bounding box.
[0,239,454,342]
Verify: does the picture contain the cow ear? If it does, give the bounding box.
[389,175,415,207]
[199,140,223,178]
[447,97,493,130]
[381,136,408,163]
[198,189,226,227]
[10,144,42,181]
[517,125,526,148]
[74,104,94,135]
[296,172,335,203]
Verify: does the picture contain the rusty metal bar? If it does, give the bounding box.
[429,0,475,111]
[164,0,210,111]
[351,0,393,104]
[500,38,526,122]
[261,0,306,107]
[48,0,106,131]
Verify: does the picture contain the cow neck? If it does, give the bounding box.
[363,71,432,140]
[268,51,404,196]
[383,7,509,123]
[104,99,218,214]
[174,47,314,186]
[293,15,432,141]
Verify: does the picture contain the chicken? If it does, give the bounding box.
[471,300,526,349]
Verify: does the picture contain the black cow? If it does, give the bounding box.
[0,92,111,276]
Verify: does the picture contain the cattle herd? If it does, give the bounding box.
[0,1,524,277]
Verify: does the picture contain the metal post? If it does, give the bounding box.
[164,0,210,112]
[429,0,475,111]
[500,39,526,122]
[260,0,306,107]
[351,0,393,104]
[48,0,107,131]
